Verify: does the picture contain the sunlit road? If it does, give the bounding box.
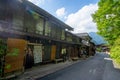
[36,53,120,80]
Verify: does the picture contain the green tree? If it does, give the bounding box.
[92,0,120,45]
[110,38,120,63]
[92,0,120,64]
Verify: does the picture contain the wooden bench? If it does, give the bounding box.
[54,58,63,63]
[72,57,79,61]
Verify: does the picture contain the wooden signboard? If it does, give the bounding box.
[4,38,27,73]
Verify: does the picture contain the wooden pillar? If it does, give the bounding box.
[43,19,46,36]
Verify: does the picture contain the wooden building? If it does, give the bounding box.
[76,33,96,56]
[0,0,82,77]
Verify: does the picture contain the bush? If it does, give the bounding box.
[110,38,120,64]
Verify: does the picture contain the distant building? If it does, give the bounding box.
[76,33,91,46]
[76,33,96,56]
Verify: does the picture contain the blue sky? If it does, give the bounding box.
[28,0,99,33]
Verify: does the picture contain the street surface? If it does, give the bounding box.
[36,53,120,80]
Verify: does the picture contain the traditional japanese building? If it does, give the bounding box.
[76,33,96,56]
[0,0,82,77]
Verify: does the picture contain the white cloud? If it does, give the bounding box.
[56,7,66,17]
[28,0,45,5]
[65,4,98,33]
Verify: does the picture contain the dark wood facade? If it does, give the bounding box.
[0,0,83,77]
[76,33,96,56]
